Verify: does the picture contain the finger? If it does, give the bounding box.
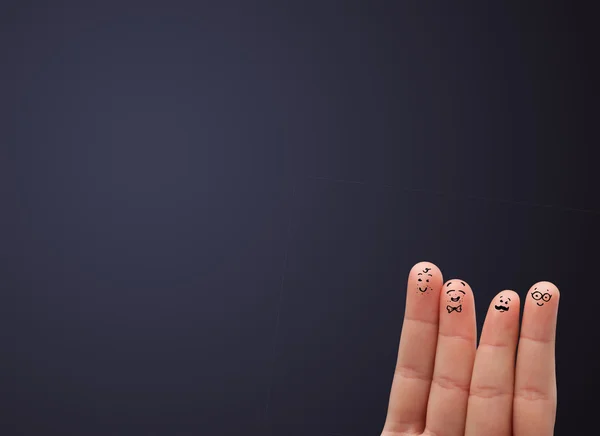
[382,261,444,434]
[465,290,520,436]
[425,279,477,436]
[514,281,560,436]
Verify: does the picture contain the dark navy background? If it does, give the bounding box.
[2,1,598,435]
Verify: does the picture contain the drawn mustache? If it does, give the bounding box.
[494,305,509,311]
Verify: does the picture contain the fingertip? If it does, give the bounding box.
[479,290,520,347]
[522,281,559,342]
[487,290,520,323]
[491,289,520,307]
[438,278,477,351]
[441,279,475,319]
[530,281,560,298]
[408,261,444,295]
[527,281,560,308]
[443,278,473,294]
[410,261,442,277]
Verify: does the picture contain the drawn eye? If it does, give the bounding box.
[418,278,422,282]
[542,293,552,302]
[426,279,429,282]
[532,291,543,300]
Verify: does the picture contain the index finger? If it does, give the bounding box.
[382,261,443,435]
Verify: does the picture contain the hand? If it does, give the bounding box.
[381,262,559,436]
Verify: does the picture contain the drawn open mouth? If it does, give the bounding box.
[418,287,428,292]
[450,296,460,302]
[537,302,544,306]
[495,305,509,312]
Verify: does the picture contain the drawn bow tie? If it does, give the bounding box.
[447,305,462,313]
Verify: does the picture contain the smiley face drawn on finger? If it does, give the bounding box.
[531,287,552,306]
[445,281,466,313]
[416,267,433,293]
[494,294,511,312]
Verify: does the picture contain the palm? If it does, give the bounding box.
[381,262,559,436]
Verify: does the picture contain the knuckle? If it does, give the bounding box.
[514,386,552,402]
[469,383,512,399]
[394,364,431,382]
[431,373,470,394]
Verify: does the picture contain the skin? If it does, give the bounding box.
[381,262,559,436]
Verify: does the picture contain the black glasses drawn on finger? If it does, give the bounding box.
[494,295,512,312]
[416,268,433,293]
[531,287,552,306]
[445,281,466,313]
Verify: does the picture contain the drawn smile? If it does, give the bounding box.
[416,268,433,293]
[537,302,544,306]
[494,305,509,312]
[444,283,466,310]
